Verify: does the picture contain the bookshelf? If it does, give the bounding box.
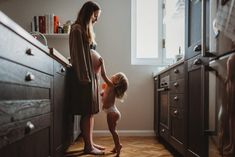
[44,33,69,39]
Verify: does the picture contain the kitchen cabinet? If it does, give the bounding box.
[154,61,185,156]
[185,0,209,60]
[52,60,73,157]
[185,55,209,157]
[169,63,185,155]
[0,12,53,157]
[0,11,73,157]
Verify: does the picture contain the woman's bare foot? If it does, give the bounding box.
[116,144,122,157]
[93,143,106,150]
[84,147,105,155]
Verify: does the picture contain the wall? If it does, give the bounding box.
[0,0,160,136]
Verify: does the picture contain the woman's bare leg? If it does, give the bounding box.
[90,115,106,150]
[80,115,104,155]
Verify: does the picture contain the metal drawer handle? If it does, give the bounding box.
[26,48,34,55]
[60,67,66,73]
[25,121,35,134]
[193,58,202,65]
[161,129,165,133]
[174,110,178,115]
[193,44,201,52]
[25,72,35,81]
[174,96,179,101]
[174,69,179,73]
[174,82,179,87]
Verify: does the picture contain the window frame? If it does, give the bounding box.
[131,0,175,66]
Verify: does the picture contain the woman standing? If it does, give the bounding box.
[69,1,104,155]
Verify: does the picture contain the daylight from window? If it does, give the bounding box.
[131,0,185,65]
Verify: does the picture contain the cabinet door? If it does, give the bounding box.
[0,128,51,157]
[186,56,208,157]
[185,0,209,59]
[154,76,159,136]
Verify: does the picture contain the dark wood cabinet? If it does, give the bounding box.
[154,76,159,137]
[155,62,185,155]
[185,55,209,157]
[52,61,73,157]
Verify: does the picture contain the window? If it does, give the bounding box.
[131,0,185,65]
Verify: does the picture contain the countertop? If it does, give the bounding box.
[0,11,70,67]
[153,59,184,77]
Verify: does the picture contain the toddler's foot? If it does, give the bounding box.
[111,144,122,157]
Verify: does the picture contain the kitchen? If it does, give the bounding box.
[0,0,235,157]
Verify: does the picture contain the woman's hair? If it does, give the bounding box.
[113,72,129,99]
[74,1,100,44]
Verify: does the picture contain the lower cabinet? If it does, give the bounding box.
[53,60,74,157]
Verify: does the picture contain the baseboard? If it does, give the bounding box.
[93,130,155,136]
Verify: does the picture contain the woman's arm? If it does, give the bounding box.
[99,58,113,86]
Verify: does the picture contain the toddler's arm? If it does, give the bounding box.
[100,58,113,86]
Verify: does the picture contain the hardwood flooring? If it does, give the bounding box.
[66,136,175,157]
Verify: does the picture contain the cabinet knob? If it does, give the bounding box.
[161,129,165,133]
[193,58,202,65]
[193,44,201,52]
[174,96,179,101]
[174,69,179,73]
[25,72,35,81]
[26,48,34,55]
[60,67,66,73]
[25,121,35,134]
[174,110,178,115]
[174,82,179,87]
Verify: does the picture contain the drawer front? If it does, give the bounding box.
[170,64,184,81]
[159,125,169,141]
[0,113,51,149]
[0,58,52,88]
[170,79,185,93]
[54,60,66,76]
[0,24,53,75]
[169,94,184,108]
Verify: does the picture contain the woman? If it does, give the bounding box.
[69,1,104,155]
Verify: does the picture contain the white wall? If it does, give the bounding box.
[0,0,160,135]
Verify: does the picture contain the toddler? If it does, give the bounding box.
[99,58,129,156]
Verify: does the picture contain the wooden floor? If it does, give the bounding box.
[66,136,175,157]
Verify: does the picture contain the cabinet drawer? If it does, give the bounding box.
[170,79,185,93]
[0,24,53,75]
[54,60,66,76]
[170,63,184,81]
[0,113,51,149]
[0,58,52,89]
[159,125,169,141]
[169,94,184,108]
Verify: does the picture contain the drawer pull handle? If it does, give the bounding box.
[25,72,35,81]
[161,129,165,133]
[60,67,66,72]
[174,96,179,101]
[193,58,202,65]
[174,82,179,87]
[193,44,201,52]
[25,121,35,134]
[26,48,34,55]
[174,110,178,115]
[174,69,179,73]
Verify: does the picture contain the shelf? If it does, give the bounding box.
[43,33,69,39]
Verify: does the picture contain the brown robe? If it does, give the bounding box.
[69,24,99,115]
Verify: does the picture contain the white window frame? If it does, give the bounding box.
[131,0,174,66]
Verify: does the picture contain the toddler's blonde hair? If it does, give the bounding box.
[113,72,129,99]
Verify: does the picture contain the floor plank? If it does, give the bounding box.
[66,136,174,157]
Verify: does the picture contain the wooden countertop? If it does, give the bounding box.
[49,48,71,67]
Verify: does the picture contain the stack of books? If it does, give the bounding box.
[31,14,59,34]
